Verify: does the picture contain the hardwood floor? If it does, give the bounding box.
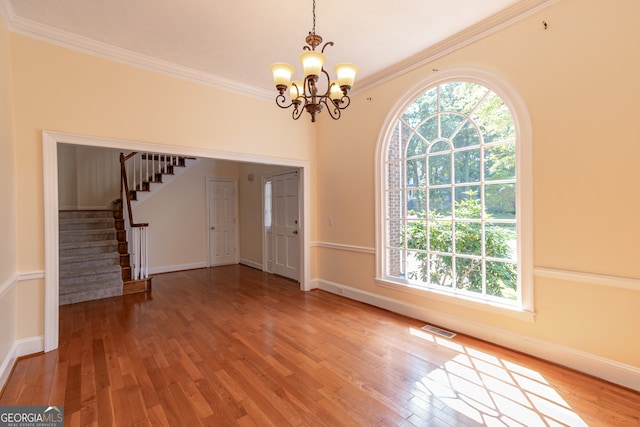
[1,265,639,426]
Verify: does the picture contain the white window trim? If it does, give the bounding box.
[374,66,534,317]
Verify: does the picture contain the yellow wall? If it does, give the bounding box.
[316,0,640,367]
[0,13,17,368]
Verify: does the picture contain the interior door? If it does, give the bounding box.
[272,171,300,281]
[207,178,237,266]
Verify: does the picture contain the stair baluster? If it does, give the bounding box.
[120,153,149,280]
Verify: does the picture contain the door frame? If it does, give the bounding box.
[262,168,302,279]
[43,130,311,353]
[206,177,239,267]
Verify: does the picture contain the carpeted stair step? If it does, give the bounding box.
[59,240,119,258]
[59,252,120,271]
[59,217,115,231]
[59,210,113,219]
[59,276,122,295]
[59,228,117,244]
[59,264,123,286]
[59,279,123,305]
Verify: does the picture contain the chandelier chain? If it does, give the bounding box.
[312,0,316,36]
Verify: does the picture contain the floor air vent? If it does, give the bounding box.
[421,324,456,339]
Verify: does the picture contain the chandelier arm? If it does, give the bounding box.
[292,105,304,120]
[337,95,351,110]
[275,94,300,110]
[321,97,341,120]
[320,41,334,53]
[275,94,309,119]
[319,68,333,97]
[297,93,311,104]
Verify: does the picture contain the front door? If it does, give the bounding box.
[207,178,237,266]
[271,171,300,281]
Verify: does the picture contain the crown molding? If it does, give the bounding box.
[355,0,559,93]
[0,0,272,101]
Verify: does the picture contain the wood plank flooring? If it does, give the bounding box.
[1,265,639,426]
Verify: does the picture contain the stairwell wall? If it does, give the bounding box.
[58,144,122,209]
[132,158,240,273]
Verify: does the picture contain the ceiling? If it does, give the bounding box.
[1,0,548,97]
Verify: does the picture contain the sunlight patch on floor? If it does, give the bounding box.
[409,327,589,426]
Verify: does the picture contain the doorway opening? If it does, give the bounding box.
[43,130,311,352]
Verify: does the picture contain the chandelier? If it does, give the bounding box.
[270,0,359,122]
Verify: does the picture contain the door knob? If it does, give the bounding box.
[211,226,215,230]
[292,230,298,234]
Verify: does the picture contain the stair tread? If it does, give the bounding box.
[60,217,114,222]
[59,264,122,279]
[59,210,115,219]
[60,252,119,263]
[59,239,118,248]
[59,279,123,295]
[60,228,116,235]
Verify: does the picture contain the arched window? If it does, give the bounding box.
[376,68,533,313]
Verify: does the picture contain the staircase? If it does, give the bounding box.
[59,210,123,305]
[59,209,153,305]
[57,151,196,305]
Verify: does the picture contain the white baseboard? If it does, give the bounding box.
[150,261,264,275]
[0,343,17,392]
[312,278,640,392]
[0,336,44,392]
[16,336,44,358]
[239,258,263,270]
[148,262,207,275]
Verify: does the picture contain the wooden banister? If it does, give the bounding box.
[120,153,149,228]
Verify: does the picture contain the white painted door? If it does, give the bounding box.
[207,179,237,266]
[272,171,300,281]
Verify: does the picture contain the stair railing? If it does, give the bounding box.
[120,152,149,280]
[125,152,182,194]
[120,151,193,279]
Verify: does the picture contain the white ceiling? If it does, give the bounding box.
[1,0,549,97]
